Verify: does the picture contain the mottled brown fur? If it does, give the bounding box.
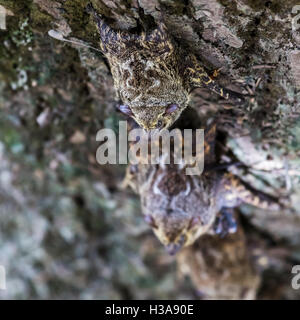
[177,218,260,300]
[91,7,244,130]
[123,120,281,254]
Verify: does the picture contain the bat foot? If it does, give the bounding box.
[213,208,237,238]
[210,68,223,80]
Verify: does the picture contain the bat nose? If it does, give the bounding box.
[165,243,182,256]
[143,120,161,131]
[142,126,154,133]
[146,125,157,131]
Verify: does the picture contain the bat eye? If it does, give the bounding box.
[144,215,158,229]
[157,120,163,128]
[118,105,133,117]
[165,104,178,115]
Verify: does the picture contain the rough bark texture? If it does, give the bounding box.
[0,0,299,299]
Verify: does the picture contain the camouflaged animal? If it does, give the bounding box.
[91,7,244,131]
[177,217,260,300]
[123,120,281,255]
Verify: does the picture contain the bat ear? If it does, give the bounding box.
[144,215,158,229]
[165,104,178,115]
[118,105,133,117]
[187,217,201,230]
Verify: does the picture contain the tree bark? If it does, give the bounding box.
[0,0,299,299]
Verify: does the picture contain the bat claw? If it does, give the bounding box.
[213,208,237,238]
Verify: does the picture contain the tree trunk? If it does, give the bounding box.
[0,0,299,299]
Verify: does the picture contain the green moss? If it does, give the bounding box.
[30,3,53,31]
[0,125,24,154]
[0,18,33,89]
[61,0,98,45]
[11,18,33,47]
[0,0,32,14]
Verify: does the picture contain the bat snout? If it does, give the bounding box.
[165,243,182,255]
